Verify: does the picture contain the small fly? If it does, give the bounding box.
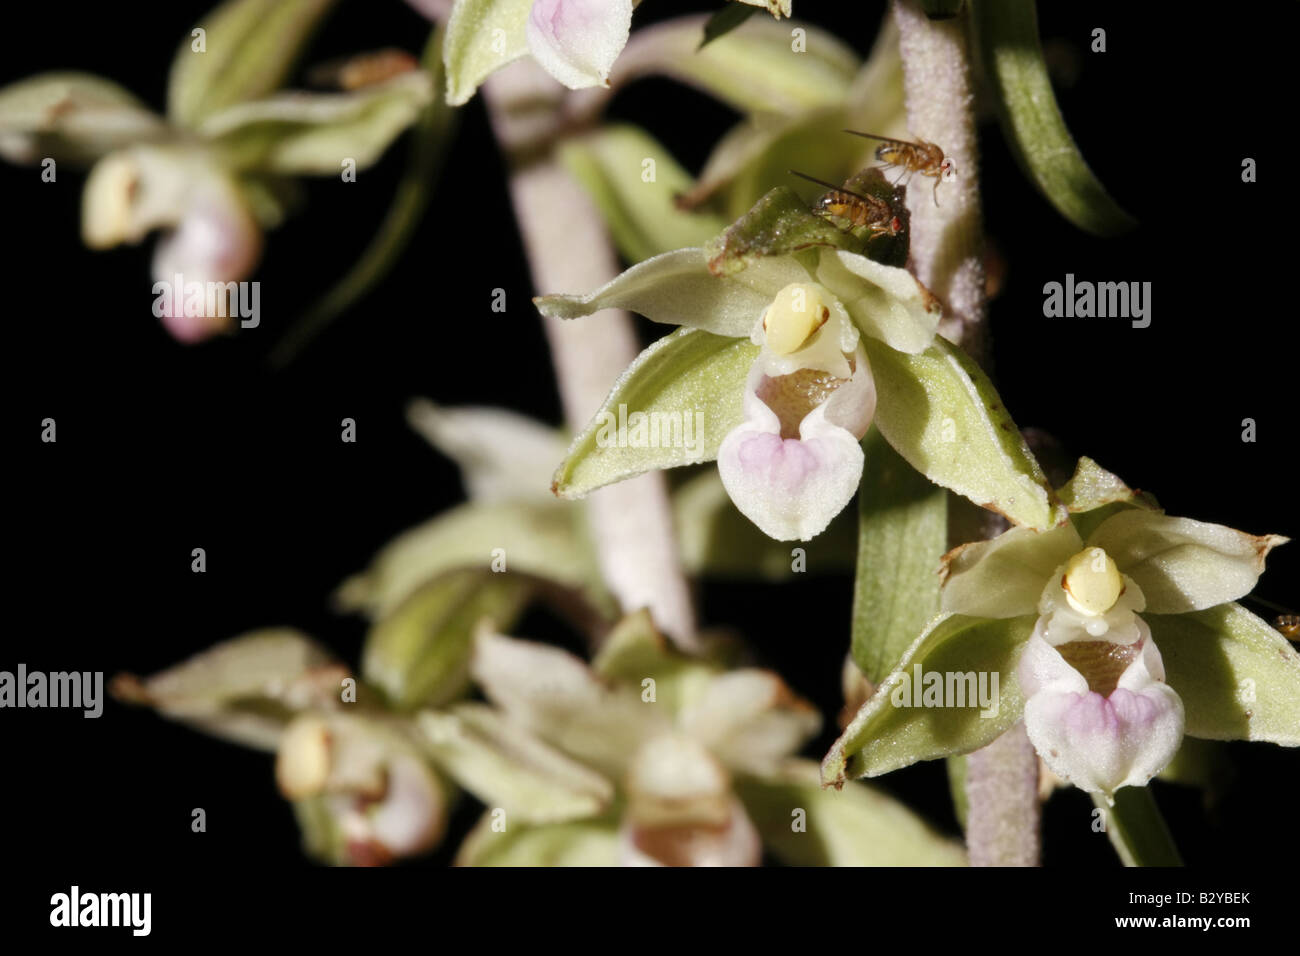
[843,130,955,206]
[1276,614,1300,641]
[308,49,420,91]
[788,170,901,240]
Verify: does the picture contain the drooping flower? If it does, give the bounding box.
[424,611,966,866]
[825,458,1297,803]
[438,0,797,106]
[0,2,433,342]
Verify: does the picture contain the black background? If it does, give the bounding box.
[4,0,1296,888]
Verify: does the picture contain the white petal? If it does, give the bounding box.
[526,0,633,90]
[677,670,821,776]
[815,249,941,354]
[1020,625,1184,796]
[717,345,875,541]
[470,627,664,776]
[406,400,565,503]
[940,524,1083,619]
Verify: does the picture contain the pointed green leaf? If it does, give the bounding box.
[0,72,168,165]
[824,613,1034,786]
[199,72,433,174]
[863,335,1065,531]
[442,0,532,107]
[851,428,947,684]
[1058,455,1159,540]
[736,760,967,866]
[552,328,758,498]
[970,0,1136,236]
[559,124,726,263]
[167,0,339,128]
[1148,603,1300,746]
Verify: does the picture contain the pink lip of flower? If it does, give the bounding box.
[1018,616,1185,799]
[525,0,633,91]
[718,344,876,542]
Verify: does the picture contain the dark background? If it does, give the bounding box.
[4,0,1295,880]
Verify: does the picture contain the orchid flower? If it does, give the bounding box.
[537,166,1065,542]
[826,458,1299,804]
[420,611,965,866]
[0,0,432,342]
[439,0,794,107]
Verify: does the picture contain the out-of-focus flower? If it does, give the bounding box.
[438,0,794,107]
[0,0,432,342]
[825,458,1299,803]
[424,612,966,866]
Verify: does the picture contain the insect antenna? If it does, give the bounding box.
[787,170,878,205]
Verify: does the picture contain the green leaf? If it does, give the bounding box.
[1093,786,1182,867]
[613,13,857,116]
[167,0,339,128]
[559,124,726,264]
[455,812,620,866]
[199,72,433,174]
[700,4,760,49]
[361,568,533,711]
[442,0,532,107]
[1086,511,1286,614]
[969,0,1136,236]
[851,428,947,684]
[863,335,1065,531]
[417,704,615,824]
[0,72,168,165]
[551,328,757,498]
[268,29,457,365]
[1148,603,1300,746]
[824,613,1034,785]
[735,760,967,866]
[672,468,858,579]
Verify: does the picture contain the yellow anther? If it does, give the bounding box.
[1062,548,1124,617]
[762,283,832,355]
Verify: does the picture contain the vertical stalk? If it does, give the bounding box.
[891,0,1038,864]
[483,61,698,650]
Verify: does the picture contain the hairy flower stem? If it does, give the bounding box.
[483,62,699,651]
[892,0,988,360]
[891,0,1038,863]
